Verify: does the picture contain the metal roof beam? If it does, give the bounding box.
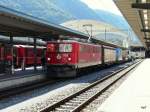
[141,29,150,32]
[144,37,150,40]
[132,3,150,9]
[146,42,150,45]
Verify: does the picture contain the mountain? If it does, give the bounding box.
[0,0,129,29]
[0,0,76,24]
[52,0,103,21]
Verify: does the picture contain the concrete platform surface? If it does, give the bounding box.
[97,59,150,112]
[0,66,43,81]
[0,66,46,91]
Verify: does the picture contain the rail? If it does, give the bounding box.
[40,60,142,112]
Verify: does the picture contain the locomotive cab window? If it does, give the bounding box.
[47,44,57,52]
[59,44,72,52]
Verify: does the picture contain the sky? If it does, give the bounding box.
[80,0,122,16]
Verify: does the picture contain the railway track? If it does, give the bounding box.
[40,60,142,112]
[0,61,129,100]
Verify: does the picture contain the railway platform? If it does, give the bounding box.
[0,66,43,80]
[97,59,150,112]
[0,66,46,91]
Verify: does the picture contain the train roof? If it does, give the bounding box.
[57,35,127,49]
[0,36,46,46]
[90,38,126,49]
[47,40,103,48]
[47,38,127,49]
[14,45,45,48]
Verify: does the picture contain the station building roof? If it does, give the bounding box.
[114,0,150,48]
[0,5,88,39]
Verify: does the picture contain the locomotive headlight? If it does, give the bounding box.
[68,57,71,61]
[47,58,51,61]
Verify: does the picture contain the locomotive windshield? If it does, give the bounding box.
[47,43,72,53]
[59,44,72,52]
[47,44,56,52]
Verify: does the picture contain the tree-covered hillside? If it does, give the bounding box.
[0,0,129,29]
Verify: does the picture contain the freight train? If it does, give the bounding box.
[46,40,129,77]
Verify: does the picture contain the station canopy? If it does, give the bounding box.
[0,5,88,39]
[115,0,150,49]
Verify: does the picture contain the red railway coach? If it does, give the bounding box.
[0,45,45,70]
[46,40,102,77]
[13,45,45,67]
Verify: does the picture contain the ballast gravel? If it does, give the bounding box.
[0,62,133,112]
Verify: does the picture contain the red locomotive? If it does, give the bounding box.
[46,40,120,77]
